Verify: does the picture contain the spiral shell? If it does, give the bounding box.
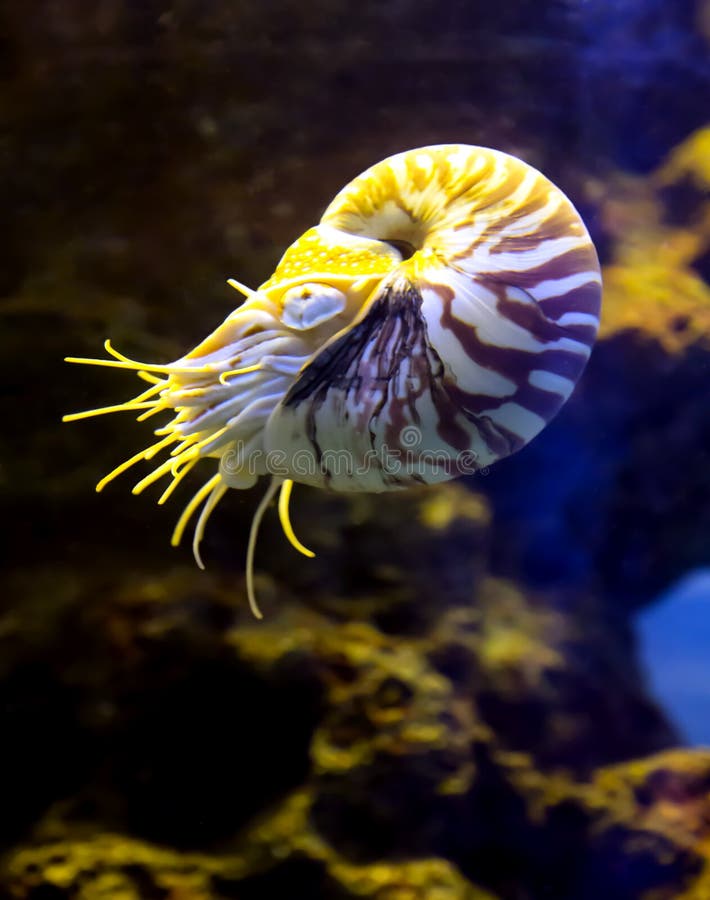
[65,144,602,616]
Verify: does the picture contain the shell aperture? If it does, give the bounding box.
[64,144,602,617]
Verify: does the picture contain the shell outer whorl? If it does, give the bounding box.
[265,144,602,491]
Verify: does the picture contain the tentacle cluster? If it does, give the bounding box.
[65,144,602,617]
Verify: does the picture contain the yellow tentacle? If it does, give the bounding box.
[157,459,198,505]
[227,277,268,303]
[171,473,222,548]
[192,481,229,570]
[136,371,164,385]
[245,477,282,620]
[278,479,315,558]
[66,342,223,376]
[219,364,262,385]
[95,433,179,492]
[62,401,160,422]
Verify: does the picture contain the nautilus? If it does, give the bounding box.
[65,144,602,617]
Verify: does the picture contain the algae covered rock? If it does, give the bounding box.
[1,828,494,899]
[0,528,690,899]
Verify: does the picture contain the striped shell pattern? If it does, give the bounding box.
[66,145,602,616]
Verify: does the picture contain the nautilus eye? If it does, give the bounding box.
[280,283,347,330]
[64,144,602,618]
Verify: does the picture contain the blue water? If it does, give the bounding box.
[636,569,710,745]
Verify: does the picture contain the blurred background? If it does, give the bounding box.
[2,1,710,898]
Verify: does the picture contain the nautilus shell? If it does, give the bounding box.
[65,144,602,617]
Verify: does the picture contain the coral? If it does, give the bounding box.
[0,543,688,899]
[2,834,233,900]
[594,128,710,354]
[505,748,710,900]
[1,826,494,899]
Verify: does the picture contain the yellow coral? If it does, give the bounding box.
[598,126,710,352]
[599,262,710,353]
[418,483,491,531]
[656,126,710,190]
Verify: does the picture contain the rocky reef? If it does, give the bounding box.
[1,521,710,899]
[2,2,710,898]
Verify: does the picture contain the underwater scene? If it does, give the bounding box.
[3,2,710,898]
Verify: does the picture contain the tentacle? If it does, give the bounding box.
[245,477,282,619]
[157,459,198,505]
[218,364,262,385]
[171,473,223,548]
[192,480,229,570]
[136,405,169,422]
[136,371,164,385]
[62,379,166,423]
[95,433,180,492]
[278,479,315,558]
[65,339,225,376]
